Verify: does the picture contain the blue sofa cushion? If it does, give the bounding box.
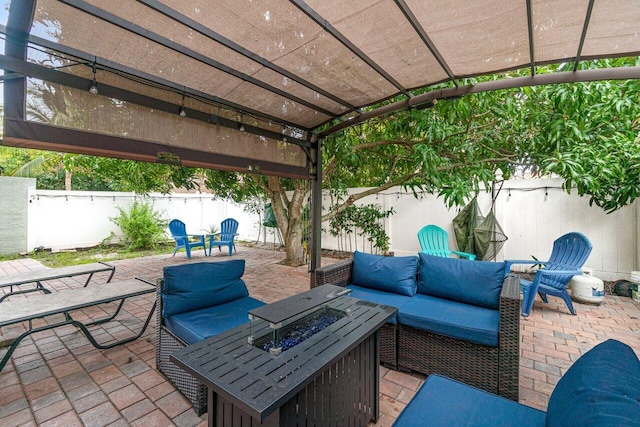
[164,296,266,345]
[417,253,506,309]
[398,294,500,347]
[346,284,413,324]
[393,374,546,427]
[162,260,249,317]
[352,251,418,296]
[546,339,640,427]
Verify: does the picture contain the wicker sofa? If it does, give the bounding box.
[314,251,520,401]
[156,260,265,415]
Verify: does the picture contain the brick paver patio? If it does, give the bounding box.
[1,245,639,426]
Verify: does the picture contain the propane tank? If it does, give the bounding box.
[569,268,604,304]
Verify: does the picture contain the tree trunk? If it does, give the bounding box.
[65,170,72,191]
[266,176,306,267]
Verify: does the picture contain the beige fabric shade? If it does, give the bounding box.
[1,0,640,176]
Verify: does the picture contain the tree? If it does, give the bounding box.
[201,59,640,266]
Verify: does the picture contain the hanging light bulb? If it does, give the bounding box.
[239,112,245,132]
[89,60,98,95]
[179,92,186,117]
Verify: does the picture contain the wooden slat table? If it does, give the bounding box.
[171,284,396,427]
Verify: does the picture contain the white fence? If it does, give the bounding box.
[16,179,640,281]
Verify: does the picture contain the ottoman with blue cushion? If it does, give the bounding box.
[155,260,265,415]
[394,339,640,427]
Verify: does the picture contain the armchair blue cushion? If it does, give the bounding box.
[165,296,265,345]
[162,260,249,317]
[352,251,418,296]
[546,339,640,427]
[417,253,506,309]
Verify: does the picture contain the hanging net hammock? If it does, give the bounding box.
[453,196,508,261]
[453,197,484,255]
[473,210,508,261]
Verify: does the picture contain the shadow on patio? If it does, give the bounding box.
[1,245,639,426]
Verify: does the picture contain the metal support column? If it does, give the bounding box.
[309,137,323,287]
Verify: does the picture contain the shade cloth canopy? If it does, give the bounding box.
[1,0,639,177]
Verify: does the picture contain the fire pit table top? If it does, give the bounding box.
[248,283,351,328]
[170,284,396,421]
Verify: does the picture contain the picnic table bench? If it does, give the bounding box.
[0,278,156,372]
[0,262,116,302]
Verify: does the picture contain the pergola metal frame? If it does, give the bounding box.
[2,0,640,279]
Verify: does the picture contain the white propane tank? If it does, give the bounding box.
[570,268,604,304]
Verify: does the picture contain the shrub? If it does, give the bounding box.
[110,200,168,250]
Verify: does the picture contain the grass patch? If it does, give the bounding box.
[0,243,176,268]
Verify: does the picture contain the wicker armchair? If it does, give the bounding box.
[314,259,521,401]
[155,279,207,415]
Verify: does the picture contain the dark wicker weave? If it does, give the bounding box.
[315,259,398,369]
[155,279,207,415]
[314,260,521,401]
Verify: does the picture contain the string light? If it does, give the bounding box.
[179,92,187,117]
[89,59,98,95]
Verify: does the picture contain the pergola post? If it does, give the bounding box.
[309,137,323,288]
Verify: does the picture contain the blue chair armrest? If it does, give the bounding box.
[505,259,549,274]
[451,250,476,260]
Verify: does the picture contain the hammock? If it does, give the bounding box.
[453,197,508,261]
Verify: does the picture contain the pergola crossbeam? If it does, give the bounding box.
[393,0,458,87]
[289,0,410,98]
[58,0,340,119]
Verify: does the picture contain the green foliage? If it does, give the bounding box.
[323,58,640,212]
[110,200,168,250]
[328,204,394,253]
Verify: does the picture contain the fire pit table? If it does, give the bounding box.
[170,284,396,426]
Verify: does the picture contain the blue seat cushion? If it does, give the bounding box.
[417,253,505,309]
[346,284,412,324]
[164,296,266,345]
[352,251,418,296]
[398,294,500,347]
[546,339,640,427]
[162,260,249,317]
[393,374,546,427]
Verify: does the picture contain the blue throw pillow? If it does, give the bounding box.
[546,339,640,427]
[352,251,418,296]
[162,260,249,317]
[417,253,505,309]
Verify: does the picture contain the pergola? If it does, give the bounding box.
[1,0,640,275]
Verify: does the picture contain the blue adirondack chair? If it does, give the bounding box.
[208,218,239,256]
[506,232,593,316]
[417,225,476,260]
[169,219,206,259]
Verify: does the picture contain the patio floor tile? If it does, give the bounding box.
[1,245,639,426]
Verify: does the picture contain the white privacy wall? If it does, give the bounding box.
[17,178,640,281]
[26,190,263,252]
[321,179,638,281]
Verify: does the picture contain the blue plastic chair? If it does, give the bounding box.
[506,232,592,316]
[417,225,476,260]
[169,219,206,259]
[208,218,239,256]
